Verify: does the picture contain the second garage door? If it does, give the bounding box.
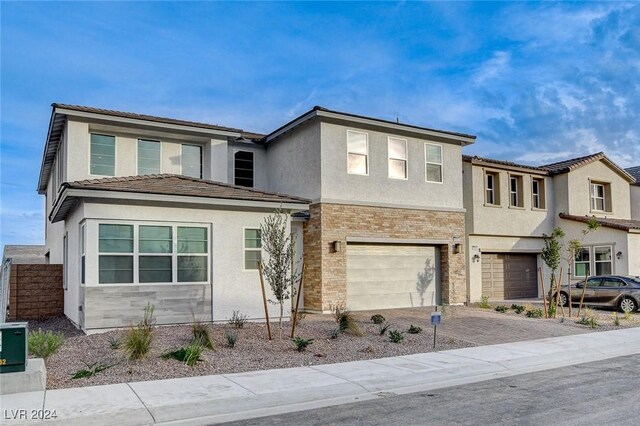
[482,253,538,300]
[346,244,441,310]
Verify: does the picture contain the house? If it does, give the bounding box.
[463,152,639,303]
[627,166,640,220]
[36,104,475,330]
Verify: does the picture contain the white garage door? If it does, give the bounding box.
[346,244,441,310]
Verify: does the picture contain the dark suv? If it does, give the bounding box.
[554,275,640,313]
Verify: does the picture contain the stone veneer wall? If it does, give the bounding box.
[302,203,466,312]
[7,264,64,320]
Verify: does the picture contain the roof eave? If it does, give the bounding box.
[464,157,549,175]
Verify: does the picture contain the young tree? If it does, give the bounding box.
[541,227,564,317]
[260,209,300,338]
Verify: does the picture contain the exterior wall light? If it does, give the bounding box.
[453,243,462,254]
[472,254,480,263]
[616,251,623,260]
[332,241,342,253]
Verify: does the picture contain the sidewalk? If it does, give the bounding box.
[3,327,640,425]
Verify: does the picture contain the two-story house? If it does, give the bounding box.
[38,104,475,331]
[463,152,639,303]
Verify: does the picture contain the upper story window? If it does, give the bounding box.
[138,140,161,175]
[425,143,443,183]
[347,130,368,175]
[531,177,546,209]
[181,144,202,179]
[590,181,611,212]
[90,134,116,176]
[485,171,500,205]
[388,137,408,180]
[509,175,524,207]
[234,151,254,187]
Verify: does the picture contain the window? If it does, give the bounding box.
[425,143,443,183]
[485,171,500,205]
[138,140,161,175]
[585,277,602,288]
[347,131,368,175]
[90,134,116,176]
[244,229,262,270]
[594,246,613,275]
[388,137,407,179]
[590,181,611,212]
[601,278,623,287]
[234,151,254,187]
[574,248,590,278]
[509,175,524,207]
[177,227,208,282]
[63,233,68,290]
[80,224,86,285]
[181,144,202,179]
[139,226,172,283]
[532,178,546,209]
[98,224,134,283]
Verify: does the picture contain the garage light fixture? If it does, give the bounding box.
[472,254,480,263]
[332,241,342,253]
[616,251,623,260]
[453,243,462,254]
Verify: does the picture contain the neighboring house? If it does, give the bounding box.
[37,104,475,330]
[463,152,639,303]
[626,166,640,220]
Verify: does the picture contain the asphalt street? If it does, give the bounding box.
[224,354,640,426]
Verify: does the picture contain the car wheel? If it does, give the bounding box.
[619,297,637,313]
[559,292,569,307]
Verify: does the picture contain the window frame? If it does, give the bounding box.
[346,130,369,176]
[387,137,408,180]
[243,227,262,271]
[180,144,203,179]
[137,139,162,176]
[424,143,443,184]
[89,133,116,177]
[590,181,607,212]
[484,170,500,206]
[80,223,86,285]
[233,150,255,188]
[593,245,613,276]
[509,174,524,208]
[573,247,591,278]
[531,177,546,210]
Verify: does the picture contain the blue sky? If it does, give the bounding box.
[1,1,639,248]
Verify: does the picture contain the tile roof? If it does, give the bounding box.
[64,174,309,204]
[559,213,640,232]
[625,166,640,186]
[540,152,605,174]
[462,155,547,173]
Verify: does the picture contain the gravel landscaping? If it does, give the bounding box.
[26,304,639,390]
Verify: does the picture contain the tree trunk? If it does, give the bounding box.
[279,303,283,340]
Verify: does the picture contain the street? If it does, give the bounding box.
[224,354,640,426]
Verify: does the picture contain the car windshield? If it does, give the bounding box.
[630,277,640,284]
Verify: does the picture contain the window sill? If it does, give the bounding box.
[508,206,525,210]
[531,207,547,212]
[87,282,210,287]
[483,203,502,208]
[590,210,613,214]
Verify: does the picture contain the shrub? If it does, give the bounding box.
[547,304,556,318]
[28,330,64,359]
[228,310,248,328]
[612,312,620,327]
[389,330,404,343]
[292,336,314,352]
[107,335,121,350]
[192,320,215,350]
[330,327,341,339]
[479,295,490,309]
[225,330,238,348]
[72,361,111,379]
[525,308,544,318]
[407,325,422,334]
[162,338,205,366]
[624,311,632,321]
[125,326,153,360]
[378,322,391,336]
[511,304,525,314]
[370,314,386,324]
[141,303,156,333]
[333,304,364,336]
[577,309,599,329]
[495,305,508,313]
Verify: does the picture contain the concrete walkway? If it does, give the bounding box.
[3,327,640,425]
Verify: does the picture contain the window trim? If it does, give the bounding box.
[424,143,443,184]
[243,227,262,271]
[484,170,500,206]
[80,223,86,285]
[508,174,524,208]
[137,139,162,176]
[233,149,255,188]
[572,244,616,279]
[573,247,591,279]
[346,130,369,176]
[180,143,203,179]
[531,177,546,210]
[387,137,408,180]
[89,133,117,177]
[589,181,608,212]
[593,245,614,276]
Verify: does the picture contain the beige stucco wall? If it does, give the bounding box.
[631,186,640,220]
[628,233,640,275]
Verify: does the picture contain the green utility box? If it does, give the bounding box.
[0,322,28,373]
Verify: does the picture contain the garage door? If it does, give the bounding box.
[347,244,441,310]
[482,253,538,300]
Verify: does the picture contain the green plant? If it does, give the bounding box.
[576,309,599,328]
[389,330,404,343]
[125,326,153,360]
[526,308,544,318]
[612,312,620,327]
[624,310,632,321]
[28,330,64,359]
[107,335,121,350]
[495,305,508,313]
[330,327,341,339]
[479,295,490,309]
[192,320,215,350]
[511,304,525,314]
[370,314,386,324]
[292,336,314,352]
[333,304,364,336]
[407,325,422,334]
[225,330,238,348]
[228,310,248,329]
[71,361,112,379]
[162,338,205,366]
[378,322,391,336]
[547,303,556,318]
[141,302,156,332]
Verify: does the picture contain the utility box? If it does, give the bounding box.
[0,322,28,373]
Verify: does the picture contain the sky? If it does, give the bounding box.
[1,1,639,248]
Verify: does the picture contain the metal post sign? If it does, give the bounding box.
[431,312,442,325]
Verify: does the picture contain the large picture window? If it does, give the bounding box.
[138,140,161,175]
[90,134,116,176]
[347,131,368,175]
[425,143,443,183]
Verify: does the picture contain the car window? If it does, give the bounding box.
[630,277,640,284]
[586,278,602,288]
[601,278,623,287]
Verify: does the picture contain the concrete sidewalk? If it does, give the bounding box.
[3,327,640,425]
